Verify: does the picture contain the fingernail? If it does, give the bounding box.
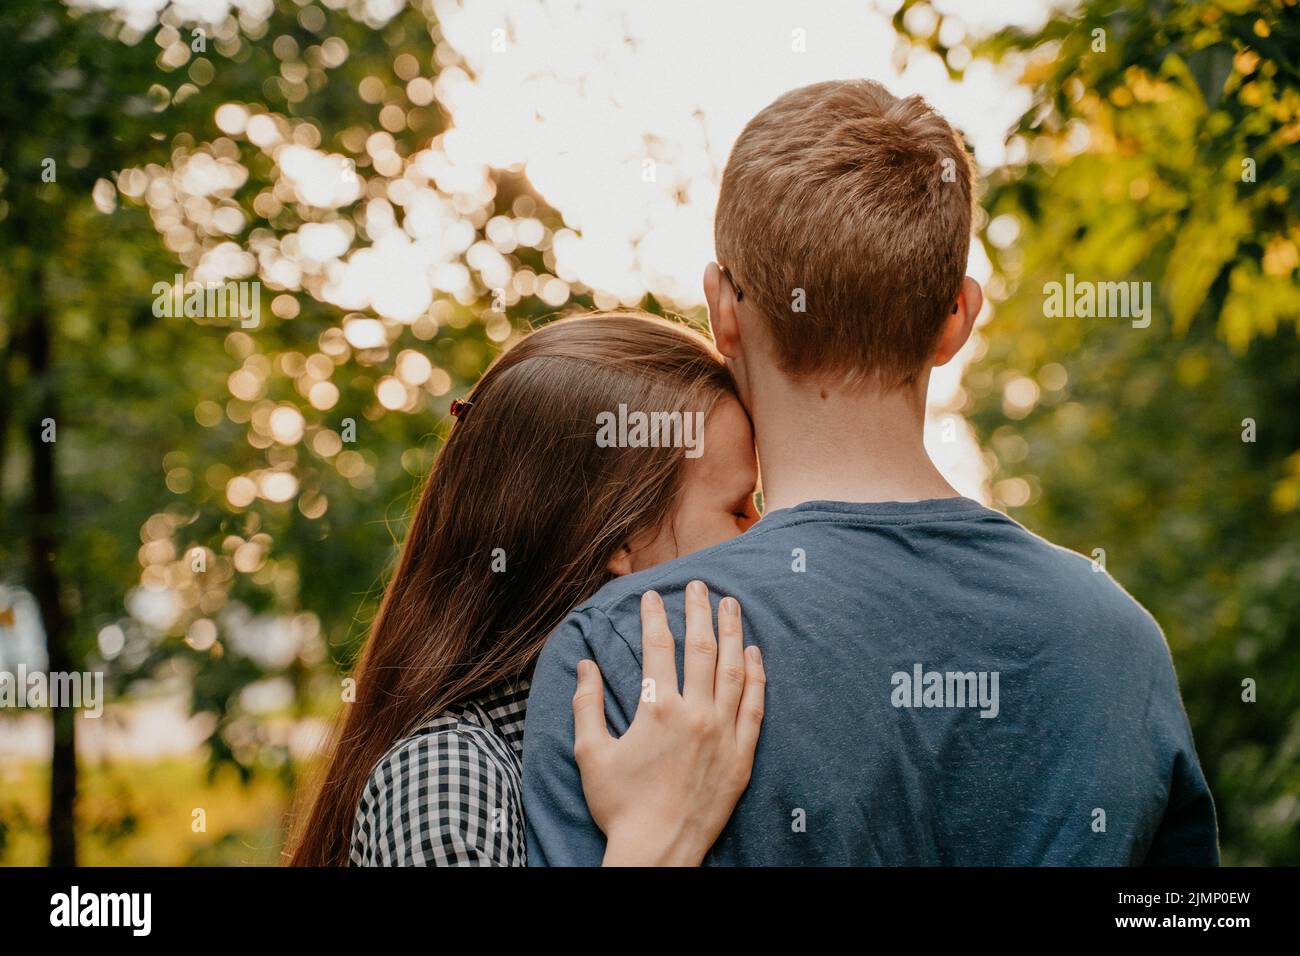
[643,590,663,609]
[747,645,762,664]
[688,580,706,598]
[578,659,592,677]
[720,596,739,617]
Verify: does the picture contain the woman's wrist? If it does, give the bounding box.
[601,820,706,867]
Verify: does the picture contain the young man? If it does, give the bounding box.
[522,80,1218,865]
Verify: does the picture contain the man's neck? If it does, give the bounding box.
[748,371,960,514]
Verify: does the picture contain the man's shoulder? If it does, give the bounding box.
[543,501,1170,670]
[979,521,1179,699]
[534,526,791,676]
[1016,523,1168,634]
[573,514,816,617]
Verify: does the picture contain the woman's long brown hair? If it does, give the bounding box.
[287,311,736,866]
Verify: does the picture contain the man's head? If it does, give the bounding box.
[707,80,981,398]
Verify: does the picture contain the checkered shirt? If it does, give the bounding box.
[349,681,529,866]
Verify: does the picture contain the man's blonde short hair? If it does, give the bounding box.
[715,80,974,388]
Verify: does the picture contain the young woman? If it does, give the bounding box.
[288,312,765,866]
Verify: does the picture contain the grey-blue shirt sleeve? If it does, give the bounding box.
[1143,745,1219,865]
[522,605,642,867]
[1141,643,1219,865]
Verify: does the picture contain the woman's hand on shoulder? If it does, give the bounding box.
[571,580,766,866]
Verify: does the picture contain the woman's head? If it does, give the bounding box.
[437,312,757,582]
[289,311,756,865]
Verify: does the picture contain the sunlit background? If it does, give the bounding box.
[6,0,1041,758]
[2,0,1296,865]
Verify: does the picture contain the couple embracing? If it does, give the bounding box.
[289,80,1217,867]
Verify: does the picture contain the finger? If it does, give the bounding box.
[572,660,612,763]
[681,580,718,703]
[714,596,746,715]
[639,590,678,702]
[734,645,766,757]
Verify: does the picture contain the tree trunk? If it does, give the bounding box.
[22,263,77,866]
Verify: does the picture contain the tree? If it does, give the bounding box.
[1,0,584,862]
[0,0,205,864]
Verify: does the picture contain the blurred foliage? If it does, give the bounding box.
[0,0,590,857]
[900,0,1300,862]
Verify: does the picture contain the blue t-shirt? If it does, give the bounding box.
[522,498,1218,865]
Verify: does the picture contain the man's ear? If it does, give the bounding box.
[932,275,983,367]
[606,543,633,577]
[704,262,741,359]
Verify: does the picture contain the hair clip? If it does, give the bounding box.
[449,398,473,419]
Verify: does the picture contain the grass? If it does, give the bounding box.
[0,759,293,866]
